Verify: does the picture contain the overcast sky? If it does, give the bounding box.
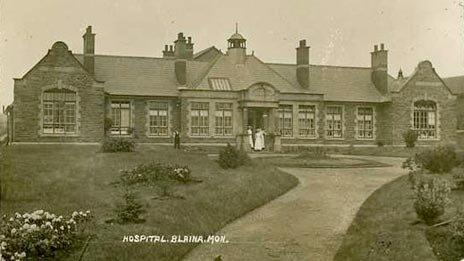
[1,0,463,107]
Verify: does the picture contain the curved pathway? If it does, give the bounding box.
[184,156,408,261]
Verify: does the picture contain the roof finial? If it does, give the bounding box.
[235,22,238,34]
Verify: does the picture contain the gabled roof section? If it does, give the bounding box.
[443,75,464,94]
[193,46,222,62]
[268,63,388,102]
[74,54,210,96]
[391,61,455,95]
[193,54,299,93]
[18,41,101,83]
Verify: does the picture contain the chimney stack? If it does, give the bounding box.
[163,44,174,58]
[371,43,388,94]
[83,26,95,74]
[296,39,310,88]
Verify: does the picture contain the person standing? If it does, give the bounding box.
[254,128,265,151]
[247,126,254,150]
[173,129,181,149]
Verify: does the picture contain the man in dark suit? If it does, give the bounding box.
[173,129,181,149]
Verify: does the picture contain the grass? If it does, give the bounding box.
[334,175,437,261]
[256,155,390,168]
[0,144,298,261]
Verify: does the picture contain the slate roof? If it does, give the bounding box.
[268,63,389,102]
[443,76,464,94]
[74,47,390,102]
[74,54,210,96]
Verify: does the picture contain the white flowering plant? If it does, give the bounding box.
[0,210,92,260]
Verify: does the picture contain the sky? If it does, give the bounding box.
[1,0,463,108]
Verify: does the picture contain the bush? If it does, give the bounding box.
[403,129,418,148]
[117,162,191,186]
[296,147,328,159]
[218,143,250,169]
[450,212,464,243]
[376,141,385,147]
[414,145,458,173]
[413,177,451,225]
[452,167,464,190]
[0,210,91,260]
[104,117,113,135]
[102,138,135,152]
[114,190,145,224]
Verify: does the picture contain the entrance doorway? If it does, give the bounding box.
[247,108,270,131]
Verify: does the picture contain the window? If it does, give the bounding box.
[326,106,343,138]
[413,100,437,140]
[191,102,209,136]
[357,107,374,139]
[42,88,76,134]
[277,105,293,137]
[298,105,316,137]
[215,103,233,136]
[111,101,131,135]
[148,102,169,136]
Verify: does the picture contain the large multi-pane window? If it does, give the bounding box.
[326,106,343,138]
[277,105,293,137]
[413,100,437,140]
[148,101,169,136]
[298,105,316,137]
[191,102,209,136]
[215,103,233,136]
[42,88,76,134]
[111,101,131,135]
[357,107,374,139]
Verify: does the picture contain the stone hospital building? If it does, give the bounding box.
[4,26,464,150]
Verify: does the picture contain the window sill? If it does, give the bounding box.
[147,135,170,138]
[355,138,375,141]
[109,134,134,138]
[325,137,345,141]
[40,133,79,137]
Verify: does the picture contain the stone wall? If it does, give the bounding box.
[12,42,105,142]
[389,61,457,145]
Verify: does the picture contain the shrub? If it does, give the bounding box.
[114,190,145,224]
[403,129,418,148]
[117,162,191,186]
[452,167,464,190]
[104,117,113,135]
[450,212,464,243]
[296,147,328,159]
[376,141,384,147]
[414,145,458,173]
[413,177,451,225]
[102,138,135,152]
[218,143,250,169]
[0,210,91,260]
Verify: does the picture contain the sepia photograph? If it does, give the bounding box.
[1,0,464,260]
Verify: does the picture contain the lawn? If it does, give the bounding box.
[256,155,390,168]
[0,144,298,260]
[334,175,437,261]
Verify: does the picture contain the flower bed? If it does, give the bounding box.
[117,162,191,186]
[0,210,92,260]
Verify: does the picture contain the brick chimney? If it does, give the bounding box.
[83,26,95,74]
[163,45,174,58]
[173,33,193,85]
[296,39,310,88]
[371,43,388,94]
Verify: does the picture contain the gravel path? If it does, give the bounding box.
[183,156,407,261]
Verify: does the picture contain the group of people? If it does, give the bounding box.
[247,126,266,151]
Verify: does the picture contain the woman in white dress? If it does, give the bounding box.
[247,126,254,149]
[254,128,265,151]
